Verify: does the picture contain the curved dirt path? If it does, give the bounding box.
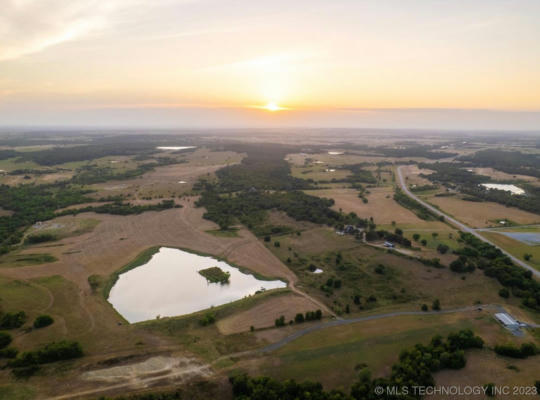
[396,166,540,278]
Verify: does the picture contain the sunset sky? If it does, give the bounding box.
[1,0,540,129]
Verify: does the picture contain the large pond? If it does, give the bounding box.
[108,247,286,323]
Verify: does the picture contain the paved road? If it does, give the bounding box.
[260,304,506,353]
[396,166,540,278]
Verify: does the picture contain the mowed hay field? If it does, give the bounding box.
[217,292,323,334]
[427,196,540,228]
[305,187,432,226]
[249,311,535,391]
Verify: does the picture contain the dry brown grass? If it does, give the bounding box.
[471,167,539,183]
[305,187,428,226]
[3,198,295,288]
[428,196,540,228]
[217,293,323,334]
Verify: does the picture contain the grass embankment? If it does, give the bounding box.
[198,267,230,284]
[101,246,161,299]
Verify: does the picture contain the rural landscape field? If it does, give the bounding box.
[2,1,540,399]
[0,131,539,399]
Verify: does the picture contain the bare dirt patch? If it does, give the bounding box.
[217,293,323,334]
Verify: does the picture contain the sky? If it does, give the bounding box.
[1,0,540,130]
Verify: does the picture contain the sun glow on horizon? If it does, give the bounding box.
[263,102,285,112]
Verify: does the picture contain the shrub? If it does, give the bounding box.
[421,304,428,312]
[8,340,83,368]
[432,299,441,311]
[0,311,27,329]
[498,288,510,298]
[199,313,216,326]
[0,332,12,349]
[437,244,449,254]
[33,315,54,329]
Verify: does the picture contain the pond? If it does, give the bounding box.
[156,146,196,151]
[108,247,286,323]
[480,183,525,195]
[495,231,540,246]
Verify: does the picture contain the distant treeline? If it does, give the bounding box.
[58,200,179,217]
[459,149,540,178]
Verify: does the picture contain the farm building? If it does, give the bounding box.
[494,313,518,327]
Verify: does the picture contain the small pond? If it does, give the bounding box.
[480,183,525,195]
[108,247,286,323]
[156,146,196,151]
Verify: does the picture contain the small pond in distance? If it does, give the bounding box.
[108,247,286,323]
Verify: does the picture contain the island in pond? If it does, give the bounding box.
[198,266,230,284]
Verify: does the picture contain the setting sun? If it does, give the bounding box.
[264,102,283,112]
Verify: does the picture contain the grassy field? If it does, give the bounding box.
[291,165,351,182]
[250,311,535,391]
[305,187,434,226]
[264,226,511,316]
[427,195,540,228]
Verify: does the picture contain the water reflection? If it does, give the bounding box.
[108,247,286,323]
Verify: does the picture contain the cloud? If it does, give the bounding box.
[0,0,195,61]
[0,0,117,61]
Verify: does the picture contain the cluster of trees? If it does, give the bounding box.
[230,329,483,400]
[393,188,439,221]
[294,310,323,323]
[418,162,490,186]
[58,200,179,217]
[0,311,27,329]
[459,149,540,178]
[33,315,54,329]
[410,184,439,192]
[0,182,93,249]
[20,142,159,166]
[373,145,457,159]
[197,186,360,232]
[458,233,540,311]
[71,157,183,185]
[494,342,538,359]
[24,232,58,245]
[449,255,475,273]
[8,340,83,377]
[343,164,377,185]
[366,229,412,247]
[275,310,323,327]
[461,184,540,214]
